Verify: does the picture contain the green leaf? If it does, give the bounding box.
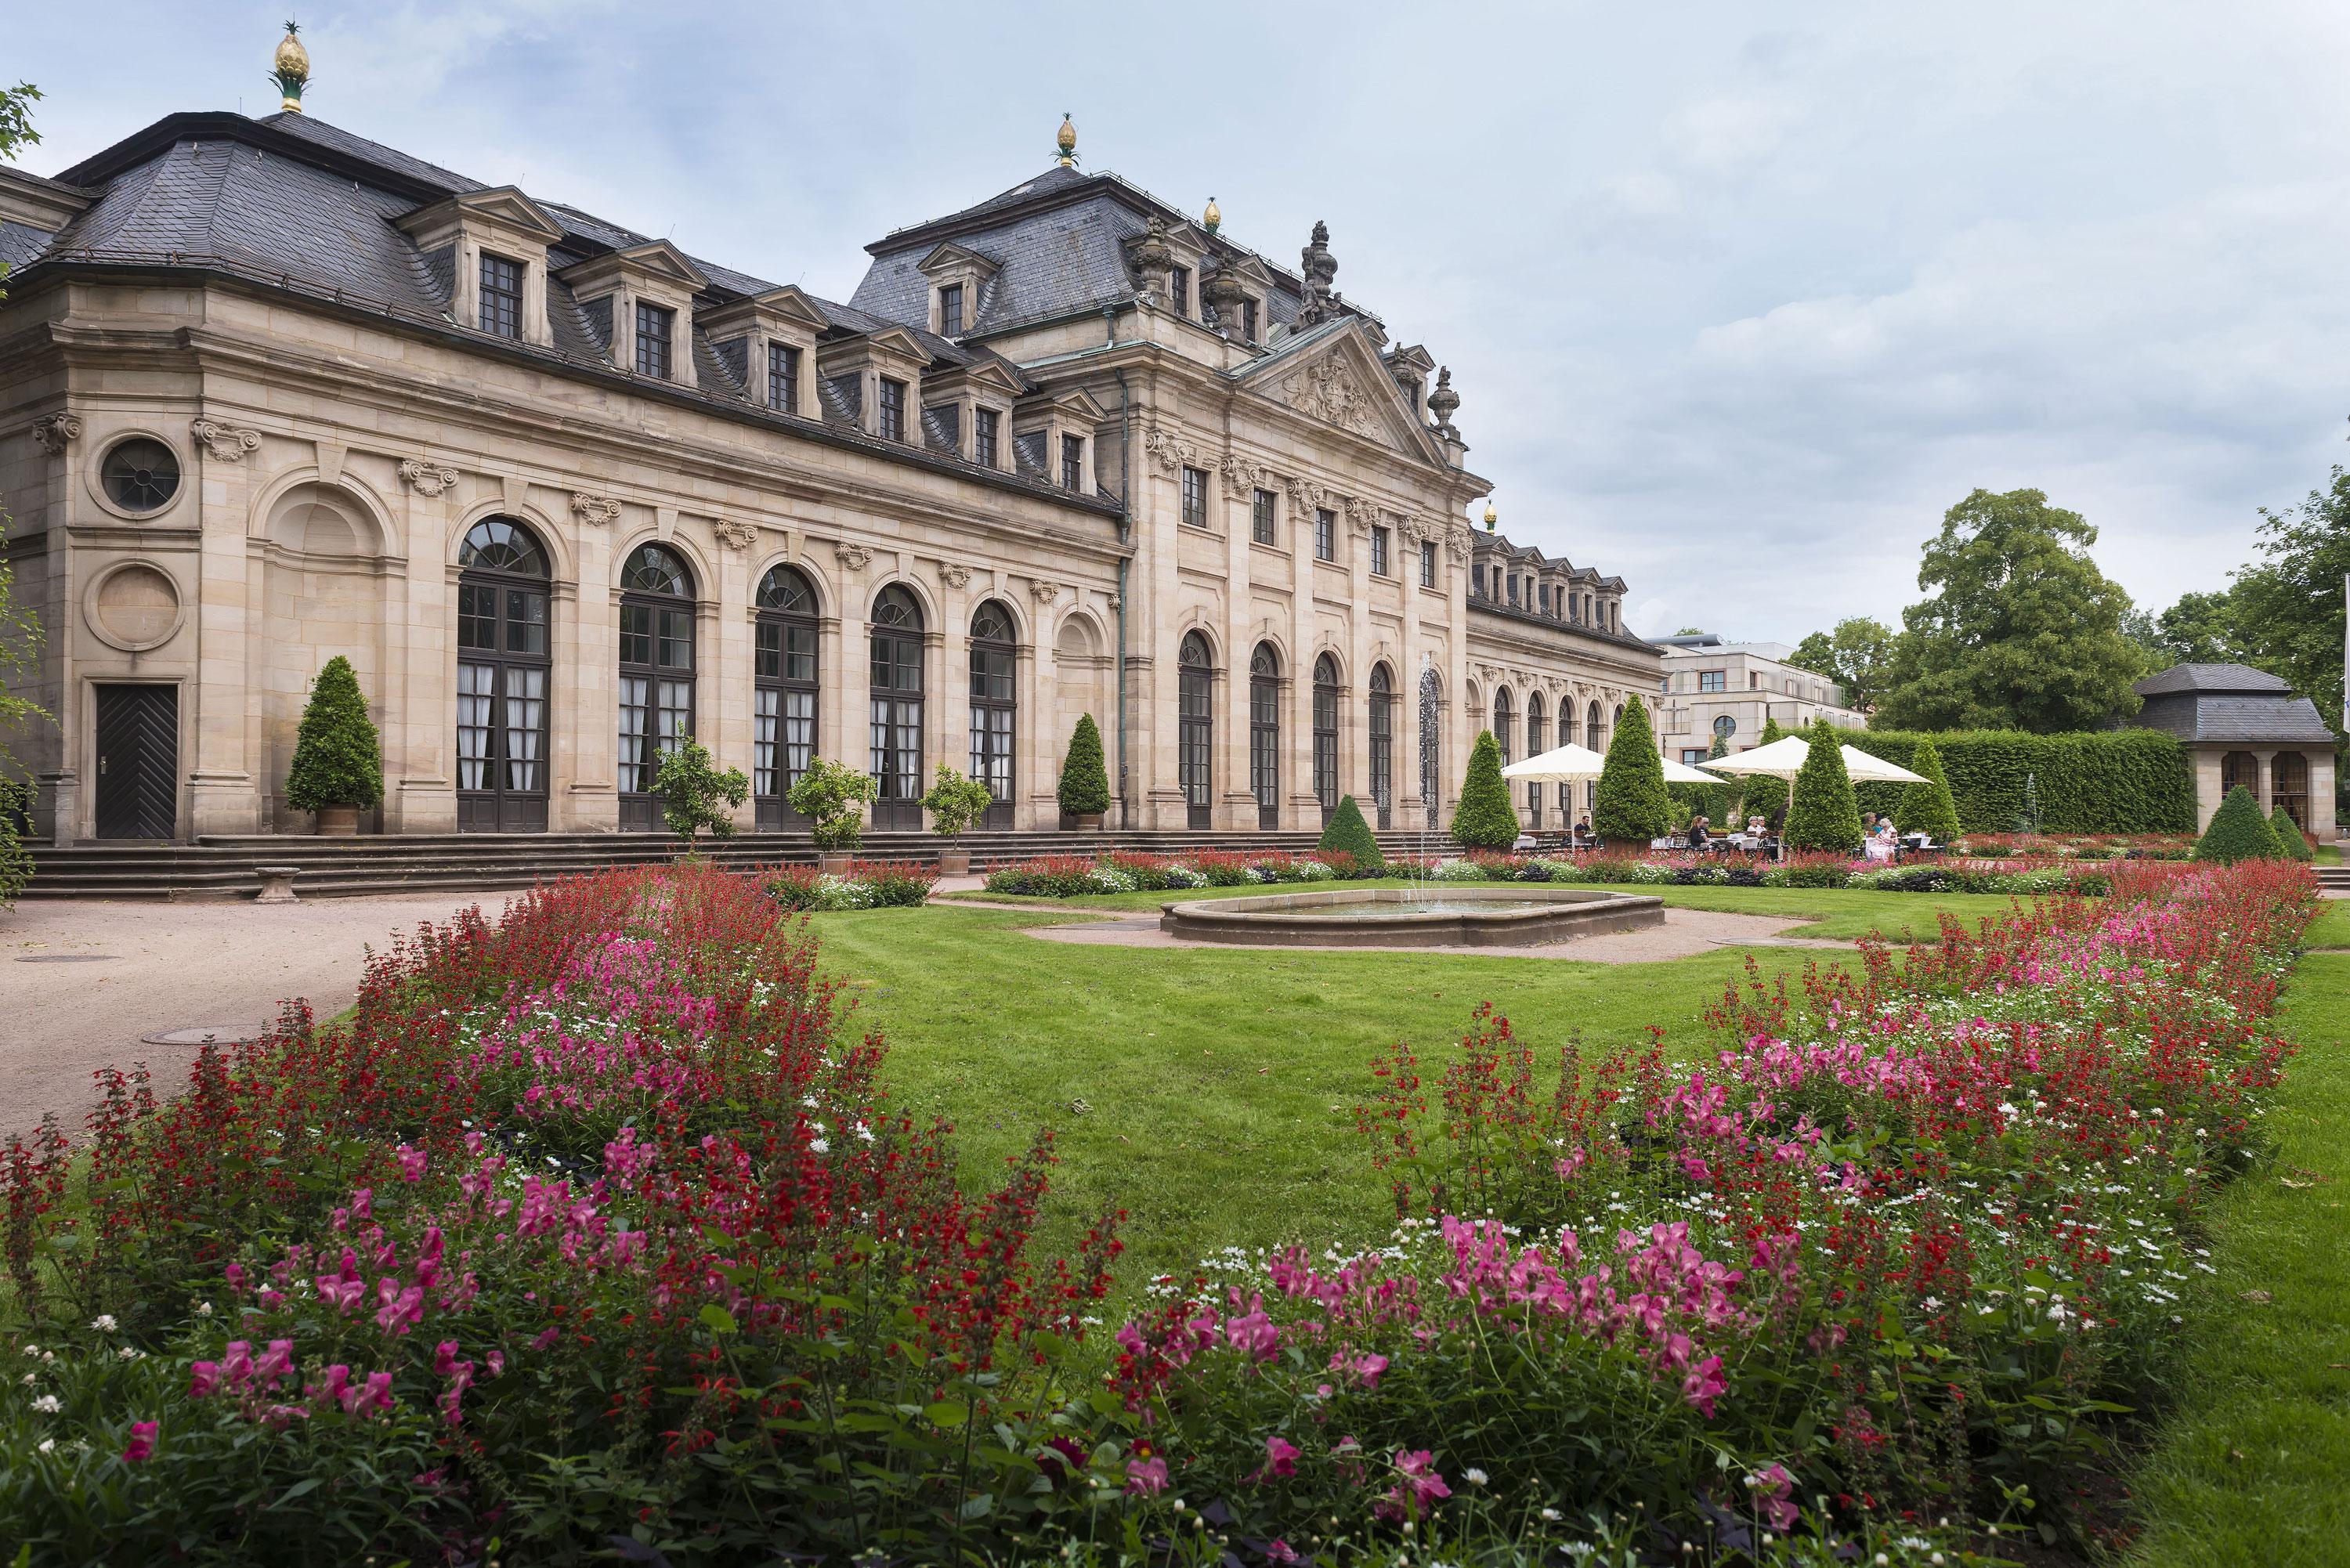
[924,1400,971,1429]
[698,1304,737,1336]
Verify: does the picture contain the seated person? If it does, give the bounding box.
[1573,815,1595,845]
[1687,815,1710,850]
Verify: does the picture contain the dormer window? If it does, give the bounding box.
[1061,434,1086,492]
[938,282,965,337]
[877,378,907,443]
[634,302,674,379]
[767,343,800,413]
[479,253,522,339]
[975,408,1000,468]
[1473,564,1485,597]
[1169,266,1190,318]
[1241,298,1259,344]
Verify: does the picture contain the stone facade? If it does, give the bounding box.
[2130,663,2337,843]
[1652,633,1867,764]
[0,110,1658,842]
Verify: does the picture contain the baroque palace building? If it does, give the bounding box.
[0,38,1659,843]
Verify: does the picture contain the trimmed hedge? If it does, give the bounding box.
[1316,794,1384,872]
[1057,714,1112,817]
[1892,736,1962,845]
[2270,806,2315,862]
[1452,729,1520,849]
[2193,786,2281,863]
[1783,718,1864,853]
[1842,728,2195,833]
[284,656,383,812]
[1593,695,1672,845]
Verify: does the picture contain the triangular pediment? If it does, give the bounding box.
[862,323,931,362]
[612,240,708,291]
[918,240,1003,280]
[451,186,566,241]
[1237,321,1444,463]
[745,284,831,331]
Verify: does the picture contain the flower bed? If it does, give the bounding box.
[1952,832,2196,862]
[983,848,1373,897]
[1104,859,2317,1559]
[1414,847,2164,897]
[0,865,1117,1563]
[761,857,936,910]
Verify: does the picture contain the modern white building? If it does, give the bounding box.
[1652,632,1867,764]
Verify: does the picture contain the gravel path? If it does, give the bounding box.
[0,893,512,1139]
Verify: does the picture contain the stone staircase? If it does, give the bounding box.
[2318,857,2350,894]
[20,828,1441,901]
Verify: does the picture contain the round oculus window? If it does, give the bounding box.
[1712,714,1737,739]
[102,439,181,513]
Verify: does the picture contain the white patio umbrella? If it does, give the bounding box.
[1698,735,1926,855]
[1502,744,1723,844]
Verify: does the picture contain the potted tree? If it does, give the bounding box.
[284,656,382,836]
[1058,712,1112,831]
[786,757,878,873]
[920,763,996,876]
[653,735,749,858]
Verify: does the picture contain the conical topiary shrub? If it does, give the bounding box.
[1316,793,1384,873]
[1741,717,1790,826]
[1593,695,1672,846]
[1892,735,1962,844]
[284,656,382,815]
[1781,718,1864,854]
[1057,713,1112,822]
[2269,806,2314,862]
[2193,785,2282,864]
[1451,728,1520,850]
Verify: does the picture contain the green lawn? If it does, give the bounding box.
[2305,897,2350,950]
[2121,950,2350,1566]
[815,899,1841,1284]
[943,878,2030,943]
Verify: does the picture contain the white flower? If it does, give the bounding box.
[36,1438,53,1454]
[89,1315,118,1333]
[30,1394,60,1414]
[1540,1508,1563,1522]
[808,1138,830,1154]
[1463,1467,1488,1487]
[194,1301,214,1318]
[17,1373,33,1386]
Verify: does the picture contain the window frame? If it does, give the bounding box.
[1314,508,1336,562]
[616,543,697,828]
[1697,669,1726,693]
[1168,265,1190,317]
[634,302,674,380]
[1419,539,1437,587]
[1061,433,1085,492]
[754,565,821,826]
[938,281,965,337]
[766,342,800,414]
[479,251,523,340]
[1180,465,1208,528]
[1252,488,1276,545]
[1369,524,1390,577]
[974,406,1000,469]
[877,377,907,443]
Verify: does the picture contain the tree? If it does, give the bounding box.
[1786,631,1836,677]
[2193,786,2283,864]
[2269,805,2314,862]
[1781,718,1864,853]
[1056,714,1112,818]
[0,82,38,305]
[1788,619,1896,710]
[1872,489,2147,732]
[787,758,877,852]
[2232,463,2350,807]
[2150,589,2251,667]
[653,736,749,853]
[920,764,995,837]
[1451,729,1519,849]
[1316,794,1384,873]
[1891,735,1961,845]
[1593,695,1672,844]
[284,656,383,813]
[1741,717,1791,826]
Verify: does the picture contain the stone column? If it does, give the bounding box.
[1396,521,1426,826]
[388,460,457,834]
[708,522,754,833]
[1285,491,1319,828]
[187,418,262,836]
[833,545,873,827]
[561,490,620,833]
[940,565,973,812]
[1220,479,1257,830]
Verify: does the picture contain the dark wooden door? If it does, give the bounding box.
[93,685,177,840]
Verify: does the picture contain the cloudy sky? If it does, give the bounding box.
[13,1,2350,642]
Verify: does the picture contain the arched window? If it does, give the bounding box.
[1525,694,1548,827]
[456,516,551,832]
[1312,654,1340,822]
[2273,752,2311,832]
[1368,663,1394,829]
[1180,632,1213,829]
[1249,642,1281,830]
[969,599,1018,829]
[1492,688,1514,770]
[754,565,819,829]
[870,585,926,829]
[617,543,696,830]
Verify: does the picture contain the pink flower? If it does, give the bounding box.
[356,1371,396,1414]
[395,1143,428,1183]
[1261,1434,1300,1479]
[432,1340,462,1377]
[188,1361,221,1399]
[1682,1354,1727,1418]
[220,1341,254,1391]
[531,1326,562,1352]
[1266,1541,1301,1564]
[1225,1309,1279,1362]
[1748,1462,1798,1533]
[253,1339,294,1388]
[1123,1454,1169,1496]
[374,1277,425,1336]
[316,1274,366,1314]
[1332,1351,1389,1390]
[122,1421,157,1462]
[1376,1449,1451,1520]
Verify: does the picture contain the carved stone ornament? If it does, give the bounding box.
[1277,356,1376,435]
[190,418,262,462]
[835,542,873,571]
[1426,365,1461,440]
[1282,474,1332,517]
[569,492,622,527]
[1217,451,1267,501]
[938,562,972,589]
[1342,495,1378,531]
[712,518,756,553]
[1445,525,1474,566]
[1029,580,1061,605]
[1104,591,1122,611]
[397,457,460,497]
[1141,423,1206,476]
[31,414,81,455]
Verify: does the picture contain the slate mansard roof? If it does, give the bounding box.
[2130,663,2335,746]
[8,110,1115,509]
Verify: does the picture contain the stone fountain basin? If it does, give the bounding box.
[1159,885,1666,948]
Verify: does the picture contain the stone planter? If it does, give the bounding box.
[1071,812,1104,832]
[937,847,971,876]
[817,852,857,875]
[314,805,360,836]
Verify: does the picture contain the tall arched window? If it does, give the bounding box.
[1368,663,1394,829]
[456,516,551,833]
[870,585,926,829]
[1180,632,1213,829]
[1585,699,1606,815]
[754,564,819,829]
[969,599,1018,829]
[618,542,696,831]
[1492,688,1514,771]
[1525,694,1548,828]
[2273,752,2310,831]
[1249,642,1281,830]
[1312,654,1340,822]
